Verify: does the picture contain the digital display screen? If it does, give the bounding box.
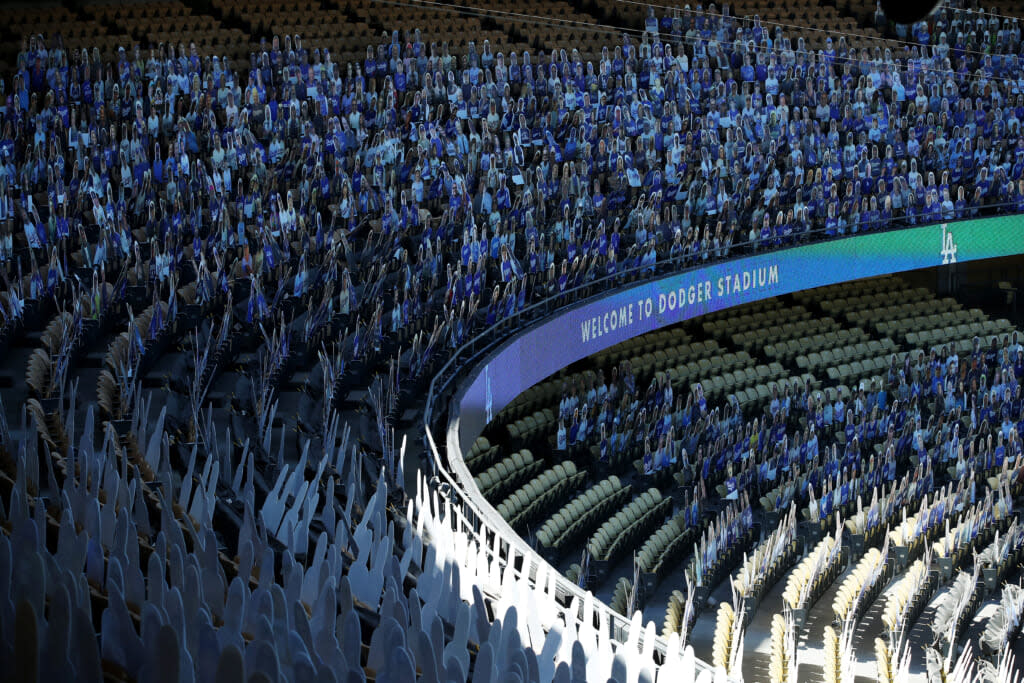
[457,216,1024,445]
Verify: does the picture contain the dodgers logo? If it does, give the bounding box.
[941,223,958,264]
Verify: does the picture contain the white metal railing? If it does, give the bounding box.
[423,414,723,680]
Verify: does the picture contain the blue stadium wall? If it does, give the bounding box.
[454,215,1024,446]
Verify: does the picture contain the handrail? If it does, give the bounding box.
[419,204,1024,675]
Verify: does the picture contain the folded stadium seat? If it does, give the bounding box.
[719,352,735,371]
[494,458,511,483]
[849,361,865,381]
[708,353,726,375]
[731,385,748,406]
[721,372,736,392]
[682,362,699,382]
[733,388,749,407]
[750,365,766,383]
[703,380,719,400]
[836,364,852,382]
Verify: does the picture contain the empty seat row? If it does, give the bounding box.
[662,588,695,639]
[702,298,784,324]
[497,369,597,423]
[730,315,839,353]
[782,534,842,611]
[907,320,1014,350]
[496,461,584,530]
[769,613,796,683]
[464,437,502,475]
[711,602,739,672]
[765,327,869,364]
[473,449,541,501]
[664,350,753,390]
[821,287,931,316]
[505,408,555,443]
[631,339,723,377]
[703,304,809,339]
[876,309,984,341]
[734,374,817,413]
[688,362,788,403]
[880,558,932,634]
[824,355,895,387]
[798,338,898,374]
[635,510,691,577]
[793,276,904,308]
[535,476,630,553]
[594,328,684,366]
[608,576,634,616]
[587,488,669,563]
[844,295,959,327]
[832,546,889,624]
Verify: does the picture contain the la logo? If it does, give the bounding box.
[941,224,958,264]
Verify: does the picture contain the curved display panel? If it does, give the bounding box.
[432,214,1024,681]
[456,216,1024,445]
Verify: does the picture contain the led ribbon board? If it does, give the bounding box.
[457,216,1024,445]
